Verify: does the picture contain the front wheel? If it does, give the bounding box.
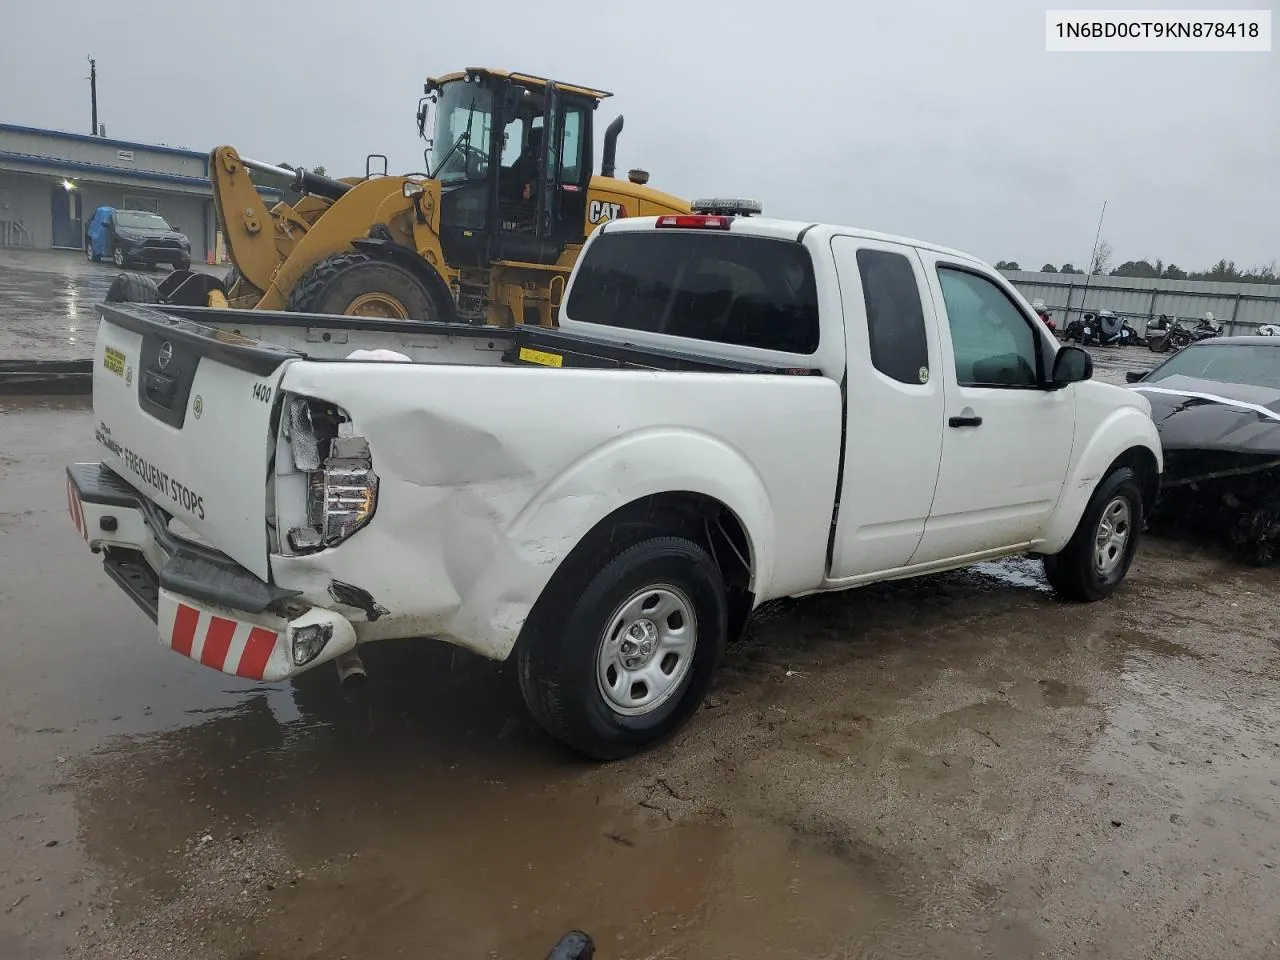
[517,536,728,760]
[111,246,126,267]
[1042,466,1144,602]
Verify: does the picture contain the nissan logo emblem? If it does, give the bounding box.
[158,342,173,370]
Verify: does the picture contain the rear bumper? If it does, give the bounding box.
[66,462,356,681]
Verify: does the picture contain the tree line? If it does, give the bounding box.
[995,240,1278,285]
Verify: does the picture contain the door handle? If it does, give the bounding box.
[948,415,983,428]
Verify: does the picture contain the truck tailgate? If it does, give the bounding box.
[91,303,300,580]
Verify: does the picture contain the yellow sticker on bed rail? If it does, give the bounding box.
[518,347,564,368]
[103,347,126,378]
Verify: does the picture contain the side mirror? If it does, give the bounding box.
[1051,345,1092,388]
[1125,369,1147,383]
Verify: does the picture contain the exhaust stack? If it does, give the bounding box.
[601,115,624,179]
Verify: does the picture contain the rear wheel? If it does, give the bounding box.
[517,536,728,761]
[288,252,445,320]
[1043,466,1144,602]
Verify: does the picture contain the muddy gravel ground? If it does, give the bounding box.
[2,254,1279,960]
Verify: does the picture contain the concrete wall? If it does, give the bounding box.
[0,171,52,248]
[1001,269,1280,337]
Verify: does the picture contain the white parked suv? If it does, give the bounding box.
[67,203,1163,759]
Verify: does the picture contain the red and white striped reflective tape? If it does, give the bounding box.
[66,476,87,542]
[166,600,280,680]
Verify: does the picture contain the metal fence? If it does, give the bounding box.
[1000,270,1280,337]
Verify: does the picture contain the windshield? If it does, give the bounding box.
[1147,342,1280,389]
[115,210,171,231]
[430,80,494,185]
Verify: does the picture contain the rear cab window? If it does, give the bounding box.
[563,230,820,355]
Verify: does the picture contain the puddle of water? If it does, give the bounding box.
[969,556,1052,594]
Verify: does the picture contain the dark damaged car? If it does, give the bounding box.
[1127,336,1280,563]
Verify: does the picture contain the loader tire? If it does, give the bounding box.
[104,272,161,304]
[288,252,444,321]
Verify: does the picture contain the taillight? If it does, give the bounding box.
[655,214,732,230]
[285,397,379,551]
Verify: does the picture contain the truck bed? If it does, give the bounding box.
[134,303,814,376]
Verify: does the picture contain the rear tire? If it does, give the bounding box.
[288,252,445,321]
[1043,466,1144,602]
[517,536,728,761]
[1149,334,1170,353]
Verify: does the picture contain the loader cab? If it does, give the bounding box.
[422,69,599,268]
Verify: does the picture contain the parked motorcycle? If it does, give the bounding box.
[1031,298,1057,333]
[1149,313,1222,353]
[1078,310,1137,347]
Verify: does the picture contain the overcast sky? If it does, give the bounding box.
[1,0,1274,271]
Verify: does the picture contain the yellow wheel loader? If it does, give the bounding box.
[142,68,692,327]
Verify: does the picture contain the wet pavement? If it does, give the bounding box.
[0,249,224,361]
[3,254,1279,960]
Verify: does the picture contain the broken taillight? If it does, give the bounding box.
[285,397,378,551]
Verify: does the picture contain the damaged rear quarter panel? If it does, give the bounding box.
[270,361,843,660]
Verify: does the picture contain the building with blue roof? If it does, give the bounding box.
[0,123,281,263]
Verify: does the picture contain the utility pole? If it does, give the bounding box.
[88,57,98,136]
[1077,200,1108,322]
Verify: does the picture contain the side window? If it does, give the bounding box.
[936,267,1040,387]
[857,248,930,385]
[500,118,525,166]
[560,107,584,183]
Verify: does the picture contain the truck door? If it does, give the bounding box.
[910,257,1075,563]
[826,236,946,579]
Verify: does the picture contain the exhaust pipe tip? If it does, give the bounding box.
[335,650,367,696]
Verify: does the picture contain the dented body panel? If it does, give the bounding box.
[271,361,841,658]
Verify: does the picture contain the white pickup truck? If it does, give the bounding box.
[67,205,1162,759]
